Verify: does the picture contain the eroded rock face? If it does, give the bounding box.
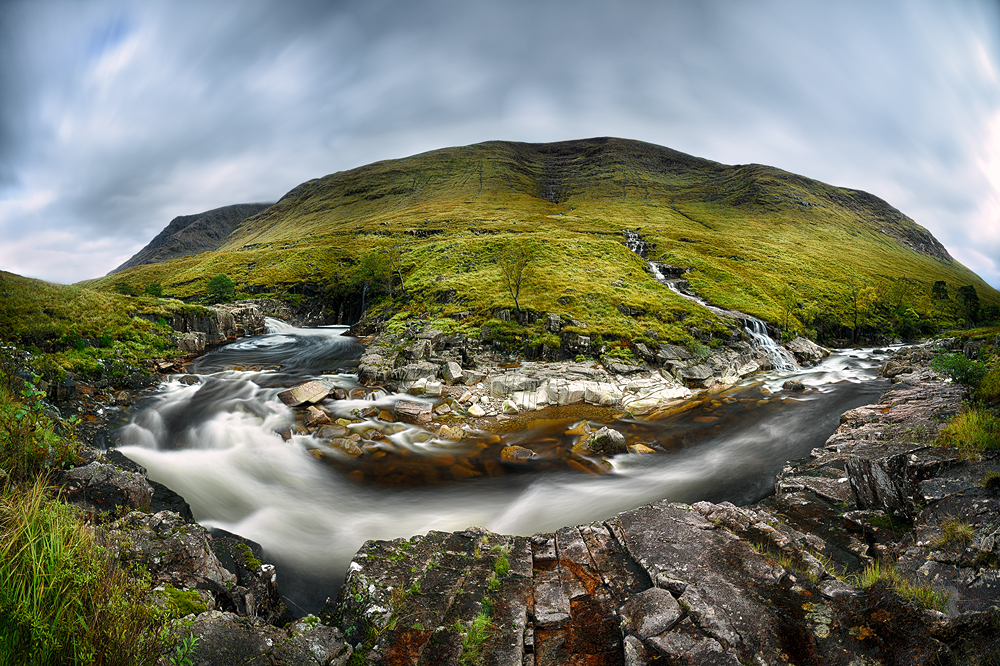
[170,611,352,666]
[104,510,236,593]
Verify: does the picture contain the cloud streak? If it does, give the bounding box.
[1,0,998,287]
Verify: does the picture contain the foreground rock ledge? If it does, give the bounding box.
[323,344,1000,665]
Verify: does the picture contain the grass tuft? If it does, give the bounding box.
[0,478,165,665]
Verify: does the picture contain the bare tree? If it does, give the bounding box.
[497,242,534,312]
[381,243,407,295]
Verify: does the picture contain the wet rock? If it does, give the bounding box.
[681,364,714,388]
[784,337,830,365]
[105,510,236,593]
[585,427,628,456]
[782,379,805,392]
[393,361,440,382]
[176,331,207,353]
[304,405,331,426]
[278,381,330,407]
[58,458,153,515]
[847,441,961,517]
[501,445,536,463]
[393,400,432,424]
[172,611,352,666]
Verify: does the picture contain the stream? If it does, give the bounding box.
[116,321,891,613]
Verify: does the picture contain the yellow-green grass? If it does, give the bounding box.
[0,479,164,666]
[83,138,1000,342]
[936,407,1000,454]
[0,271,200,380]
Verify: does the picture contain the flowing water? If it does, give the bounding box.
[116,320,891,612]
[623,229,796,371]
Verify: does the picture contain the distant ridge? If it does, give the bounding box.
[108,202,273,274]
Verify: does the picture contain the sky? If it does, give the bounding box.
[1,0,999,288]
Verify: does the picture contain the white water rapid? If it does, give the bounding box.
[116,319,890,611]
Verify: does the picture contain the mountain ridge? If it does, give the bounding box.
[89,137,998,344]
[109,202,273,274]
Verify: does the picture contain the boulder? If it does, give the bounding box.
[416,328,444,349]
[171,611,352,666]
[442,361,464,384]
[393,400,433,424]
[584,427,628,455]
[681,364,714,388]
[104,510,236,592]
[490,374,543,397]
[59,459,153,515]
[277,381,330,407]
[784,337,830,365]
[393,361,440,382]
[782,379,805,392]
[176,331,207,353]
[501,445,536,463]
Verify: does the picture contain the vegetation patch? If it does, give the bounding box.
[0,479,165,665]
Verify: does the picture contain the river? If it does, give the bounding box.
[116,320,890,613]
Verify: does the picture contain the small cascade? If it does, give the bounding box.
[626,229,797,372]
[622,229,651,258]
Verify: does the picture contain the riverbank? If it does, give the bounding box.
[322,341,999,665]
[23,318,1000,664]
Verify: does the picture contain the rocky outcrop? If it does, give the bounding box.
[170,301,267,351]
[163,611,352,666]
[326,343,1000,664]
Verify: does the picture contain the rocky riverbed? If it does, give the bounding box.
[47,317,1000,664]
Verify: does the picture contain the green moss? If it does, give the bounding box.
[233,542,262,570]
[161,583,209,620]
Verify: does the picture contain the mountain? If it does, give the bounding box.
[108,203,273,274]
[88,137,999,343]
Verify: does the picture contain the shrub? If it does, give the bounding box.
[143,283,163,298]
[930,353,987,387]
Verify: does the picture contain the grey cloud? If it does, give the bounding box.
[1,0,998,286]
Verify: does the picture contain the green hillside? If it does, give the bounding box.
[86,137,1000,345]
[0,270,202,380]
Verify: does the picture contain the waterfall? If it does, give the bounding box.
[625,230,797,372]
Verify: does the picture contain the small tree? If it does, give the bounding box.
[496,242,534,313]
[381,243,407,295]
[778,284,798,338]
[957,285,981,327]
[206,274,236,303]
[144,282,163,298]
[113,281,137,296]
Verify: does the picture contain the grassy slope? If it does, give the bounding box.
[0,270,203,378]
[85,138,1000,343]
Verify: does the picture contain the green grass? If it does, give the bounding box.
[81,138,1000,347]
[936,407,1000,454]
[933,516,976,550]
[851,560,950,612]
[0,479,165,665]
[457,610,493,666]
[0,271,201,382]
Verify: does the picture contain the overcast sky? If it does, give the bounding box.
[2,0,999,288]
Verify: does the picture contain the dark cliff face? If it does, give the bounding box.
[108,202,273,274]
